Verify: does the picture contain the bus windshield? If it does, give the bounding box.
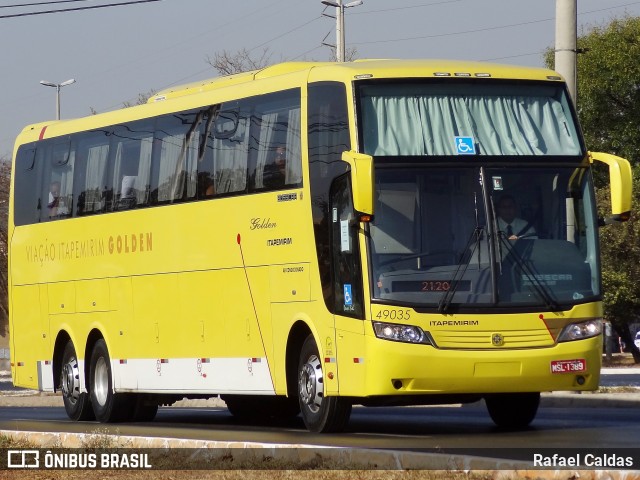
[369,165,600,310]
[359,81,582,156]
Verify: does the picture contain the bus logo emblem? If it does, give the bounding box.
[455,136,476,155]
[491,333,504,346]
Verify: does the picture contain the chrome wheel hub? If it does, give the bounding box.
[61,356,80,404]
[93,356,109,407]
[299,354,323,413]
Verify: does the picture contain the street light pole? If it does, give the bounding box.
[321,0,363,62]
[40,78,76,120]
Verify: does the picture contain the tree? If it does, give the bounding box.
[0,157,10,340]
[205,46,358,77]
[328,46,358,63]
[546,16,640,361]
[597,167,640,361]
[122,90,157,108]
[206,47,274,76]
[545,16,640,165]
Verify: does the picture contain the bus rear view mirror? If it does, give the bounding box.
[589,151,633,224]
[341,151,374,216]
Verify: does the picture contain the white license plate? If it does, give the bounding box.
[550,359,586,374]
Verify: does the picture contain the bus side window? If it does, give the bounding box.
[75,130,110,216]
[197,105,218,199]
[111,120,153,210]
[330,174,364,318]
[13,143,40,226]
[152,109,201,204]
[250,89,302,192]
[211,105,248,195]
[44,138,75,220]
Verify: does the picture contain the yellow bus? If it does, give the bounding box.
[9,60,632,433]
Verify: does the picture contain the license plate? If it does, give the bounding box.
[550,359,586,374]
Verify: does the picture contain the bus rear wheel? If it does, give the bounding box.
[89,339,133,423]
[485,392,540,429]
[60,340,94,421]
[297,335,351,433]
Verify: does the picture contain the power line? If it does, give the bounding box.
[352,1,640,47]
[0,0,161,19]
[0,1,90,9]
[352,0,466,16]
[247,15,322,53]
[352,17,554,46]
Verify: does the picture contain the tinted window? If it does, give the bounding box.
[248,89,302,192]
[308,82,351,311]
[111,120,153,210]
[13,144,39,226]
[75,129,111,216]
[12,88,302,225]
[43,137,74,221]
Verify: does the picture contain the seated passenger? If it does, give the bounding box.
[262,145,287,189]
[118,175,137,210]
[48,181,69,217]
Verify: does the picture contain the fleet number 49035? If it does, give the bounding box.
[375,309,411,321]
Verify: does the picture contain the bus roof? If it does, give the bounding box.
[15,59,564,150]
[148,59,564,102]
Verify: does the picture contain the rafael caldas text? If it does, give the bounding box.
[533,453,633,468]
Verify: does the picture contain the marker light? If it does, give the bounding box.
[557,319,603,342]
[372,321,433,345]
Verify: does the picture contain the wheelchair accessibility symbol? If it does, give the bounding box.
[455,136,476,155]
[343,284,353,306]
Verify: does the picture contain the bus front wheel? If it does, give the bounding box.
[89,339,132,423]
[297,335,351,433]
[485,392,540,429]
[60,340,94,421]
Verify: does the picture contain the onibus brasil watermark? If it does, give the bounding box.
[7,450,151,469]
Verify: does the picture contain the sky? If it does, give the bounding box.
[1,0,640,157]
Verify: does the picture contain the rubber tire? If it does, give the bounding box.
[60,340,94,421]
[131,394,158,422]
[485,392,540,429]
[89,339,133,423]
[224,395,300,420]
[297,335,351,433]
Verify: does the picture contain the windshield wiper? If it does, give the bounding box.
[497,234,560,310]
[437,226,485,313]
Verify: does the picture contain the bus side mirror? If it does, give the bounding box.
[589,151,632,224]
[341,151,374,216]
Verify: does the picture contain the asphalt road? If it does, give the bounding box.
[0,401,639,452]
[0,367,638,454]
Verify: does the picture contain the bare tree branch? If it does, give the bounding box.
[205,48,274,76]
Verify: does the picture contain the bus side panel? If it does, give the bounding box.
[130,273,180,359]
[11,284,49,390]
[335,315,366,396]
[119,269,273,394]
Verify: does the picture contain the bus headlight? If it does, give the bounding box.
[557,319,603,342]
[372,321,433,345]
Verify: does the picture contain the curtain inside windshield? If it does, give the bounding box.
[370,166,599,309]
[360,82,581,156]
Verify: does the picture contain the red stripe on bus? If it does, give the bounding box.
[39,126,48,140]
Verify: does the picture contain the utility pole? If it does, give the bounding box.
[321,0,363,62]
[555,0,577,105]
